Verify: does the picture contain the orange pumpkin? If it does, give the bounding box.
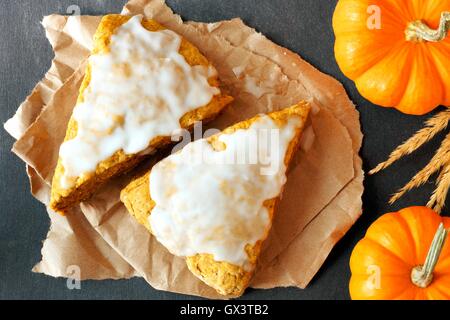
[333,0,450,115]
[350,206,450,300]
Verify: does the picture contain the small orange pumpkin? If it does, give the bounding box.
[333,0,450,115]
[350,206,450,300]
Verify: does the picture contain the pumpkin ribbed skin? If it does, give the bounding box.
[350,206,450,300]
[333,0,450,115]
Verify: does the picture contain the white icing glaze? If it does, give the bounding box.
[59,15,219,189]
[149,115,302,268]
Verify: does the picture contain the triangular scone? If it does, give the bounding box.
[50,14,233,214]
[120,101,310,296]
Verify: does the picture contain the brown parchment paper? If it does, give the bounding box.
[5,0,363,298]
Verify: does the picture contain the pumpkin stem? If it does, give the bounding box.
[411,223,448,288]
[405,12,450,42]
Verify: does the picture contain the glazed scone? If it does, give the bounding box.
[120,102,310,296]
[50,14,233,214]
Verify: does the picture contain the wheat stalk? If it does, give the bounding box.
[428,161,450,213]
[370,110,450,175]
[390,131,450,204]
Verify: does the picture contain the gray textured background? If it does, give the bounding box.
[1,0,447,300]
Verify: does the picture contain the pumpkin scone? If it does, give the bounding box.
[120,102,310,296]
[50,14,233,214]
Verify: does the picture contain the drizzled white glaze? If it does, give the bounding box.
[59,15,219,189]
[149,115,302,268]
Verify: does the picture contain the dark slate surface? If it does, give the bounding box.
[0,0,447,300]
